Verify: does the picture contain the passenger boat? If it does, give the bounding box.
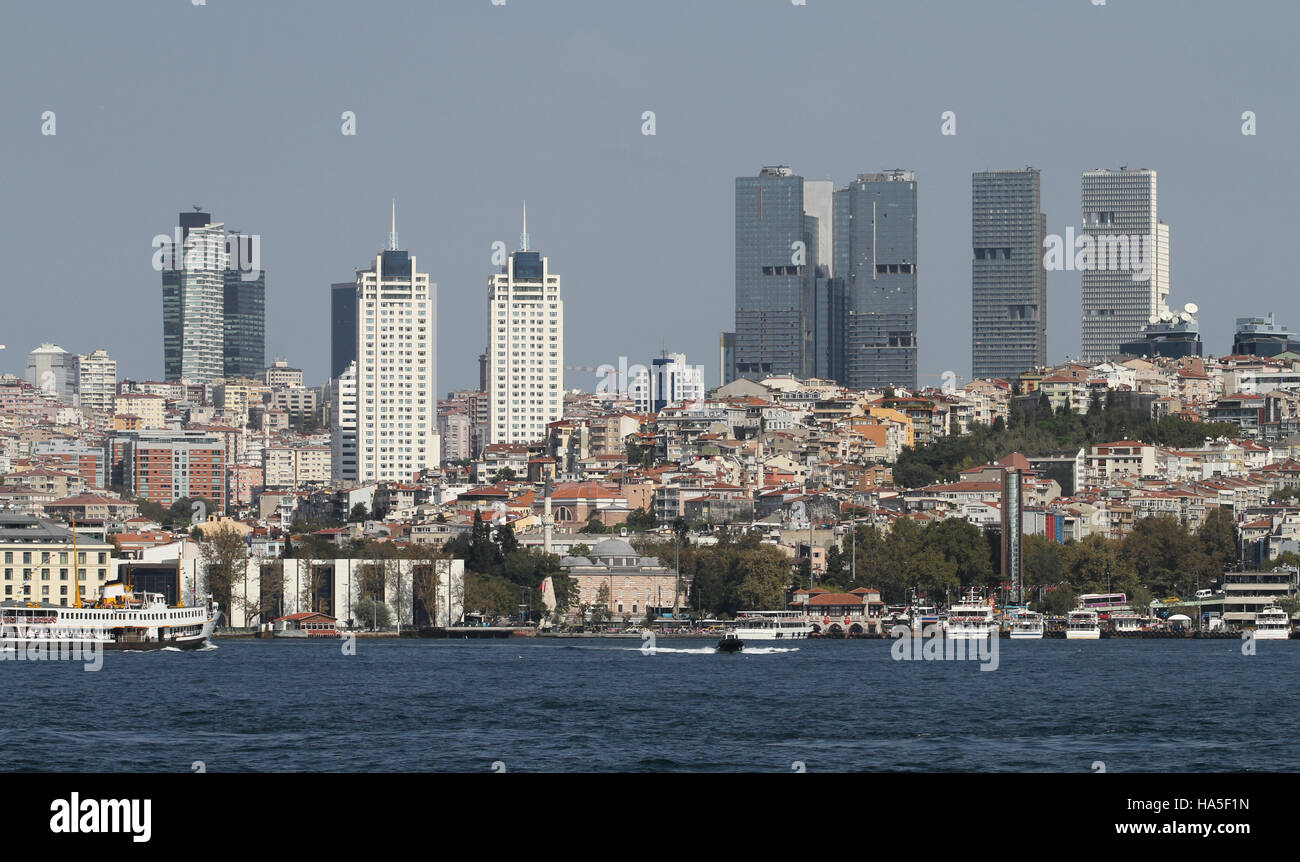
[1252,607,1292,640]
[0,581,218,651]
[908,591,941,634]
[943,588,997,640]
[1065,608,1101,640]
[734,610,812,640]
[1008,609,1045,640]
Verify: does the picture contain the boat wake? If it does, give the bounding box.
[618,646,716,654]
[740,647,800,654]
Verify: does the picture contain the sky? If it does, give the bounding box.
[1,0,1297,394]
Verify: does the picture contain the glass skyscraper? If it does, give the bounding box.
[733,166,821,380]
[971,169,1046,380]
[832,171,918,390]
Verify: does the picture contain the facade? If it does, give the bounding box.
[1079,169,1169,362]
[330,361,358,482]
[330,282,358,380]
[487,220,564,444]
[972,170,1046,380]
[631,352,705,413]
[734,166,823,380]
[162,211,227,383]
[354,226,439,483]
[222,233,266,379]
[1233,313,1300,358]
[832,171,918,389]
[0,513,117,606]
[264,359,304,388]
[562,538,689,622]
[26,343,76,403]
[111,430,227,507]
[74,349,117,412]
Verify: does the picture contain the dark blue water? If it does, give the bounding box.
[2,637,1294,772]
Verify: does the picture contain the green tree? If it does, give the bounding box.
[348,503,369,523]
[354,596,391,630]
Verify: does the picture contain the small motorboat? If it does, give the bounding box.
[716,632,744,653]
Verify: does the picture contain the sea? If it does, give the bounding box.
[2,637,1294,772]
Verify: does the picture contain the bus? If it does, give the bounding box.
[1078,593,1129,612]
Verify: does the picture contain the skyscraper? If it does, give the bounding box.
[223,232,265,379]
[487,207,564,444]
[832,171,918,390]
[1079,168,1169,362]
[734,166,825,380]
[972,170,1047,380]
[161,210,266,384]
[330,282,358,380]
[354,208,439,482]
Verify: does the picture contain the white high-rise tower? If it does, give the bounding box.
[354,206,440,482]
[488,205,565,444]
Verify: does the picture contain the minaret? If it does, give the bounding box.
[543,477,553,557]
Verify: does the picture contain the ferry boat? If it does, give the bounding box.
[1008,609,1045,640]
[1252,607,1292,640]
[1065,608,1101,640]
[908,591,941,634]
[0,581,218,651]
[944,588,997,639]
[734,610,813,640]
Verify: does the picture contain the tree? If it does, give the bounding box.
[490,467,516,483]
[348,502,370,523]
[626,508,657,531]
[199,527,248,626]
[590,582,611,624]
[354,596,391,630]
[385,557,409,632]
[570,543,592,559]
[583,518,609,534]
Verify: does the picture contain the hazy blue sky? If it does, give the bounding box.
[2,0,1296,393]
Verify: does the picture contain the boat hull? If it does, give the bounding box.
[1252,629,1290,640]
[1065,629,1101,640]
[1009,630,1044,639]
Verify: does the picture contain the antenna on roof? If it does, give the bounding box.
[520,201,529,252]
[388,198,399,251]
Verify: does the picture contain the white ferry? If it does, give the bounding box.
[0,581,218,651]
[908,591,941,634]
[1008,609,1044,640]
[944,588,997,639]
[734,610,813,640]
[1252,607,1292,640]
[1065,608,1101,640]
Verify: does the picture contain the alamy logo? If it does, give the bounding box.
[890,623,999,671]
[50,793,151,843]
[151,228,261,281]
[1042,227,1154,282]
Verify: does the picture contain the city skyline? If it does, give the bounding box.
[2,1,1296,393]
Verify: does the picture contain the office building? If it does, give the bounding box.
[74,349,117,412]
[972,170,1047,380]
[1080,169,1169,362]
[832,170,918,389]
[26,343,75,403]
[1233,314,1300,357]
[331,282,358,380]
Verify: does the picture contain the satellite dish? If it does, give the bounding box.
[1159,310,1173,322]
[1184,302,1199,315]
[1180,312,1192,323]
[1148,315,1160,325]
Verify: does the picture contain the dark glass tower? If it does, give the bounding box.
[223,231,265,379]
[971,169,1046,380]
[330,282,358,380]
[832,171,918,390]
[734,166,820,380]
